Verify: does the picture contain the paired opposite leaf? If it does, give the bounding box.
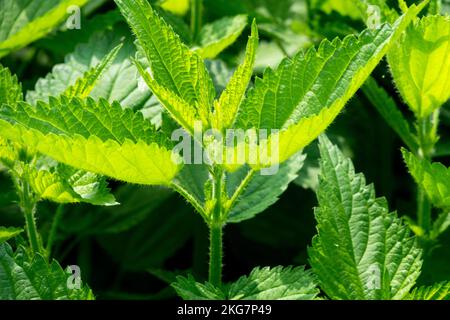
[0,243,93,300]
[309,136,422,300]
[403,149,450,210]
[231,3,426,168]
[115,0,215,128]
[388,15,450,119]
[0,97,181,185]
[0,0,88,58]
[172,275,225,300]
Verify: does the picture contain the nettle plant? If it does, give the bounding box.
[0,0,449,300]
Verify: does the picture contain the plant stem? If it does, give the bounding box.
[416,111,440,235]
[191,0,203,41]
[19,182,42,253]
[208,167,224,287]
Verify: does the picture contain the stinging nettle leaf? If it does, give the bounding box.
[195,15,248,59]
[0,0,88,58]
[228,266,319,300]
[404,282,450,300]
[0,97,181,186]
[0,65,23,106]
[402,149,450,211]
[0,243,94,300]
[388,15,450,119]
[230,3,426,169]
[115,0,216,128]
[172,275,225,300]
[308,135,422,300]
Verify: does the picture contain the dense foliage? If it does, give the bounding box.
[0,0,449,300]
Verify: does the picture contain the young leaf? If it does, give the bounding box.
[115,0,216,128]
[228,266,319,300]
[362,77,418,152]
[0,97,181,185]
[24,163,117,206]
[232,3,426,168]
[0,65,22,105]
[63,44,122,99]
[0,0,88,58]
[160,0,190,16]
[402,149,450,211]
[172,275,225,300]
[195,15,248,59]
[404,282,450,300]
[309,135,422,300]
[211,20,258,131]
[0,227,23,245]
[0,243,94,300]
[27,26,151,110]
[388,15,450,119]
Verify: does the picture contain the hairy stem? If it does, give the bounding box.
[208,167,224,287]
[191,0,203,41]
[19,181,42,253]
[416,111,439,235]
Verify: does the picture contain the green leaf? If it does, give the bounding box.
[402,149,450,211]
[27,26,151,110]
[309,135,422,300]
[172,275,225,300]
[0,227,23,245]
[432,212,450,239]
[388,15,450,119]
[226,152,305,223]
[0,243,94,300]
[211,20,258,130]
[0,97,181,186]
[160,0,190,16]
[195,15,248,59]
[228,266,319,300]
[404,282,450,300]
[362,77,418,152]
[24,162,117,206]
[231,4,425,168]
[0,65,22,105]
[115,0,216,127]
[63,44,123,99]
[0,0,88,58]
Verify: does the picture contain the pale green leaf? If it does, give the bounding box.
[404,282,450,300]
[309,135,422,300]
[115,0,216,127]
[0,65,22,105]
[24,162,117,206]
[228,266,319,300]
[362,77,418,152]
[0,97,181,185]
[172,275,225,300]
[388,15,450,119]
[432,212,450,239]
[0,0,88,58]
[211,20,258,130]
[0,243,94,300]
[0,227,23,245]
[27,26,151,110]
[160,0,189,16]
[231,4,425,169]
[195,15,248,59]
[402,149,450,210]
